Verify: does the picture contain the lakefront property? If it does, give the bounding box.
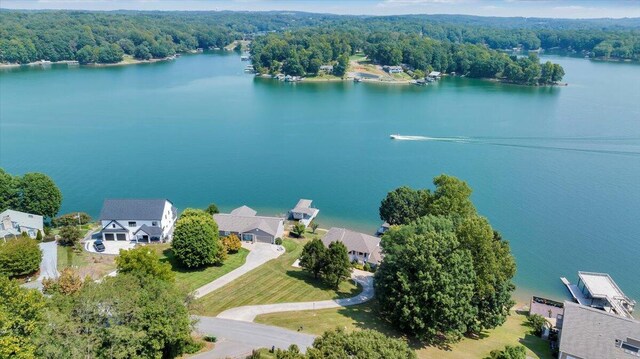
[0,209,43,239]
[213,205,285,244]
[99,199,177,242]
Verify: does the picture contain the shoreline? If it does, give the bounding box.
[0,55,176,70]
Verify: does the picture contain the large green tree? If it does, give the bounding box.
[18,172,63,219]
[171,209,223,268]
[299,238,327,279]
[115,246,175,283]
[0,168,19,211]
[379,186,430,225]
[0,277,45,359]
[321,241,351,289]
[428,174,476,218]
[374,216,477,342]
[0,236,42,278]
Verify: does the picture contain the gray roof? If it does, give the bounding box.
[135,224,163,237]
[213,208,283,237]
[322,227,382,264]
[99,199,173,221]
[559,301,640,359]
[0,228,21,238]
[291,199,318,216]
[230,205,257,217]
[0,209,44,231]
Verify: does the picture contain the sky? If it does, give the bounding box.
[2,0,640,19]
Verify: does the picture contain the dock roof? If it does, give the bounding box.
[579,271,627,300]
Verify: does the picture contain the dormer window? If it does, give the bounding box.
[152,221,158,226]
[128,221,136,227]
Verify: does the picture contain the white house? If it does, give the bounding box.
[0,209,44,239]
[213,205,285,244]
[383,65,403,74]
[99,199,177,242]
[321,227,383,266]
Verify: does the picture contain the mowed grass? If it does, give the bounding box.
[57,245,117,279]
[257,305,553,359]
[150,244,249,292]
[195,238,361,316]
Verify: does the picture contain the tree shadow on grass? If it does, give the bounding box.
[519,334,553,359]
[159,248,223,274]
[284,269,362,298]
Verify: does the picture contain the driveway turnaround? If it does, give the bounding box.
[193,242,284,299]
[192,317,315,359]
[216,269,374,322]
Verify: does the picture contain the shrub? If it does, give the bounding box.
[43,268,83,295]
[115,246,175,282]
[182,339,205,354]
[291,222,306,238]
[52,212,92,227]
[58,225,83,246]
[275,238,283,245]
[203,335,217,343]
[0,236,42,277]
[363,262,372,272]
[526,314,547,336]
[35,230,43,241]
[486,345,526,359]
[222,234,242,254]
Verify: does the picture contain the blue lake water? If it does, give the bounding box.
[1,51,639,304]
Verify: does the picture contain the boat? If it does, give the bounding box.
[354,77,362,83]
[390,134,401,139]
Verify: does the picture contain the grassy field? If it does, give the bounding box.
[57,245,117,279]
[151,244,250,292]
[256,304,553,359]
[195,237,360,316]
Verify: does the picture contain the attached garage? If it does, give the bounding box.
[116,233,127,241]
[104,233,115,241]
[255,235,273,244]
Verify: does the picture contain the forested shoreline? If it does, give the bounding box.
[0,10,638,69]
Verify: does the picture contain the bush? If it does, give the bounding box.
[222,234,242,254]
[275,238,283,245]
[486,345,526,359]
[35,230,42,241]
[115,246,175,282]
[203,335,217,343]
[0,236,42,277]
[42,268,83,295]
[526,314,547,336]
[182,339,205,354]
[363,262,372,272]
[58,225,83,246]
[51,212,92,227]
[291,222,306,238]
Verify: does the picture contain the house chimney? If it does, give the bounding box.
[1,215,12,231]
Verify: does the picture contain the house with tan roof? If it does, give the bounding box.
[213,206,284,244]
[321,227,382,266]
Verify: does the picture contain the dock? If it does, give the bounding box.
[561,277,590,306]
[561,272,636,319]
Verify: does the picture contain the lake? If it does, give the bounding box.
[1,52,639,304]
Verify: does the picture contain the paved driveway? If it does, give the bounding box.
[22,241,59,290]
[216,269,375,322]
[193,242,284,299]
[85,238,136,255]
[191,317,315,359]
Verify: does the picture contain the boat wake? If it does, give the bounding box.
[389,134,640,156]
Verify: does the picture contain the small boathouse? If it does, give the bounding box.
[561,271,636,319]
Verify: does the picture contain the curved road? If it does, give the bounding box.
[216,269,374,322]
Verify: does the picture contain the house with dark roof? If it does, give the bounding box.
[558,301,640,359]
[289,199,319,227]
[213,206,284,244]
[0,209,44,239]
[99,199,177,242]
[321,227,382,266]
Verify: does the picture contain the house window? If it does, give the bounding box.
[152,221,158,226]
[112,224,116,228]
[242,234,253,241]
[128,221,136,227]
[224,231,230,236]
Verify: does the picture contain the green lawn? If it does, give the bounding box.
[195,238,361,316]
[57,245,117,279]
[256,304,553,359]
[151,244,250,292]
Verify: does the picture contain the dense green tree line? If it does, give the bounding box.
[1,11,638,65]
[0,168,62,219]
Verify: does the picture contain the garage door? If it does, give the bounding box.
[104,233,115,241]
[116,233,127,241]
[255,235,273,244]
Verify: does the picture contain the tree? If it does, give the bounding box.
[310,222,319,234]
[222,234,242,254]
[428,174,476,218]
[306,328,416,359]
[134,44,152,60]
[75,44,96,64]
[379,186,430,225]
[58,225,83,246]
[374,216,477,342]
[18,172,62,219]
[486,345,526,359]
[205,203,220,215]
[0,276,45,359]
[117,38,135,55]
[291,222,306,238]
[0,236,42,278]
[551,63,565,82]
[115,246,175,282]
[299,238,326,279]
[526,314,547,336]
[35,230,42,241]
[321,241,351,288]
[0,168,19,211]
[36,274,193,358]
[52,212,92,227]
[540,61,554,84]
[171,209,223,268]
[43,267,83,295]
[333,53,349,77]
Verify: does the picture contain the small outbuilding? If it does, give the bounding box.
[289,199,319,227]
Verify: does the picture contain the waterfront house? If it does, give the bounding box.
[0,209,44,239]
[557,301,640,359]
[289,199,319,227]
[321,227,382,266]
[99,199,177,242]
[213,206,284,244]
[383,65,403,74]
[427,71,442,79]
[319,65,333,73]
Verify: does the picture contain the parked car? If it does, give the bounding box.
[93,240,105,253]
